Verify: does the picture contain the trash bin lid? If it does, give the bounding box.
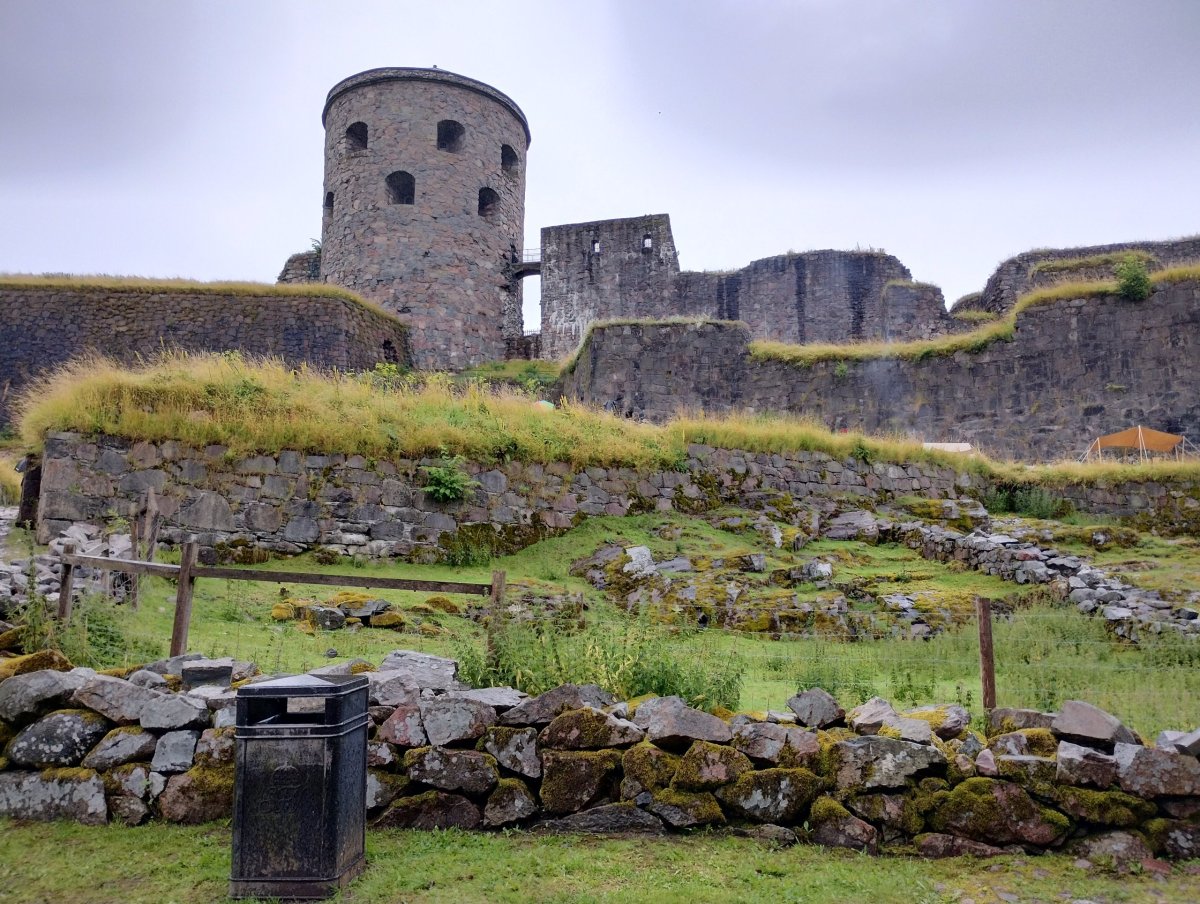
[236,673,368,698]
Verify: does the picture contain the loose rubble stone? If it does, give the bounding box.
[1052,701,1138,750]
[82,726,158,771]
[647,789,724,828]
[540,707,644,750]
[0,768,107,825]
[539,802,665,835]
[0,669,87,724]
[127,670,168,690]
[377,704,427,748]
[914,833,1006,858]
[8,709,111,768]
[732,721,819,766]
[540,749,622,814]
[975,749,999,777]
[715,768,822,823]
[620,742,679,799]
[1056,741,1118,789]
[375,791,481,830]
[378,650,466,691]
[632,696,732,748]
[833,736,946,790]
[673,740,753,791]
[931,777,1069,847]
[157,766,234,824]
[1171,727,1200,757]
[988,708,1056,734]
[72,676,163,724]
[179,658,234,691]
[903,704,970,741]
[403,747,498,795]
[445,686,527,711]
[418,698,496,747]
[366,671,419,707]
[193,728,235,766]
[484,779,539,827]
[1113,742,1200,797]
[483,726,541,779]
[152,730,200,774]
[787,688,844,728]
[140,694,209,731]
[499,683,617,726]
[1071,831,1154,873]
[848,697,897,735]
[809,798,878,854]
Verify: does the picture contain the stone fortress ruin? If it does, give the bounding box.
[1,65,1197,460]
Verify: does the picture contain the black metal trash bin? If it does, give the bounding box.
[230,673,369,899]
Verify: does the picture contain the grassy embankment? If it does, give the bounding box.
[2,820,1198,904]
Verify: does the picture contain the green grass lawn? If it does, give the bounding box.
[1,820,1197,904]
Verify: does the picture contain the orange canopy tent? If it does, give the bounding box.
[1081,425,1194,461]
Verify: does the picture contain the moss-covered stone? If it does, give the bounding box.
[39,765,99,783]
[540,749,622,815]
[1053,786,1156,827]
[930,777,1070,847]
[715,767,823,824]
[369,611,406,629]
[424,596,461,614]
[814,727,856,776]
[0,649,72,680]
[647,788,725,828]
[540,707,644,750]
[808,795,851,826]
[621,742,679,798]
[0,627,24,652]
[157,765,235,824]
[672,740,752,791]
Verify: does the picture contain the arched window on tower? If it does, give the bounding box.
[501,144,519,175]
[642,232,653,251]
[346,121,368,151]
[386,171,415,205]
[437,120,465,152]
[478,187,500,219]
[324,191,335,210]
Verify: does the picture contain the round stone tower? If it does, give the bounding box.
[320,67,530,370]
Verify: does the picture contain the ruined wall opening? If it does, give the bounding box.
[501,144,519,174]
[323,191,334,210]
[478,187,499,219]
[643,232,653,251]
[437,120,465,152]
[386,171,415,205]
[345,121,368,151]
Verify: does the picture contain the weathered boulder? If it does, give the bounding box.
[1053,786,1156,827]
[621,742,679,799]
[647,789,725,828]
[499,684,617,727]
[0,768,107,825]
[72,676,163,724]
[378,650,466,692]
[308,606,346,631]
[823,510,879,542]
[1071,831,1154,873]
[931,777,1069,847]
[847,697,897,735]
[365,671,419,707]
[902,704,970,741]
[1051,701,1138,751]
[140,694,209,731]
[82,726,158,771]
[418,698,496,747]
[445,687,528,712]
[374,791,481,830]
[179,658,234,691]
[0,669,87,724]
[913,833,1006,858]
[833,736,946,791]
[377,704,427,748]
[632,696,732,749]
[540,706,644,750]
[484,778,538,827]
[539,802,665,835]
[787,688,845,728]
[483,726,541,779]
[157,766,234,824]
[846,792,921,838]
[1056,741,1118,789]
[988,707,1055,735]
[715,768,822,823]
[540,749,622,814]
[1149,819,1200,859]
[365,770,409,811]
[1113,742,1200,797]
[0,650,72,681]
[732,721,819,767]
[672,740,753,791]
[403,747,498,795]
[808,797,878,854]
[151,730,200,774]
[8,709,111,768]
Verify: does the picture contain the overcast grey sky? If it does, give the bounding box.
[2,0,1198,328]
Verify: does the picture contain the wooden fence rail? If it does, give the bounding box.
[57,540,505,658]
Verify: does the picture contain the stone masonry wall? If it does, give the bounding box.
[0,287,411,426]
[560,280,1200,463]
[961,236,1200,316]
[880,282,961,342]
[319,68,529,370]
[276,250,321,284]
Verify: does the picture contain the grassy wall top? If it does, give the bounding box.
[15,351,1200,488]
[748,266,1200,368]
[1030,250,1157,275]
[0,274,408,329]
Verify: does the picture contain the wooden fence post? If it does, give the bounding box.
[128,501,141,611]
[57,542,76,622]
[976,596,997,711]
[169,541,200,658]
[487,570,507,659]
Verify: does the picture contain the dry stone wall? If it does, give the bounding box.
[0,286,411,426]
[0,653,1197,861]
[560,280,1200,463]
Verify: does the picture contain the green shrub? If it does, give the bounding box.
[420,454,479,503]
[981,484,1073,519]
[1115,255,1152,301]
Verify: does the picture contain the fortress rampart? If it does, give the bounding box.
[559,280,1200,462]
[0,284,411,424]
